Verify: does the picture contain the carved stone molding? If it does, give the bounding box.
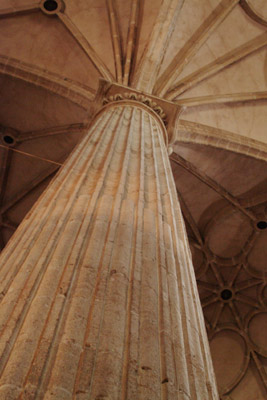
[103,93,168,124]
[94,79,183,147]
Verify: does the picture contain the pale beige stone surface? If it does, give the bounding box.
[0,101,218,399]
[0,0,266,398]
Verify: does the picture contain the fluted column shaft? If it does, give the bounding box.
[0,101,218,399]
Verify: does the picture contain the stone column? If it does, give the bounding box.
[0,88,218,399]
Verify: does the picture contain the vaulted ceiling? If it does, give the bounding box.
[0,0,266,398]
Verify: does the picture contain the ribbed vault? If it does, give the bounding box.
[0,0,266,398]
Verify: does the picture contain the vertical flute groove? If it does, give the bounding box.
[149,115,168,399]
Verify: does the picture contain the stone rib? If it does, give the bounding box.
[167,31,267,99]
[154,0,239,97]
[134,0,184,93]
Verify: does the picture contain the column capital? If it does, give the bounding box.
[93,79,183,150]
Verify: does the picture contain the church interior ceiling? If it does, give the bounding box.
[0,0,266,398]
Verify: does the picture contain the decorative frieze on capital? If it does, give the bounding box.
[94,79,183,147]
[103,92,168,125]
